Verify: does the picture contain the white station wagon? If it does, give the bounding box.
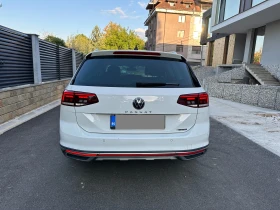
[60,50,209,161]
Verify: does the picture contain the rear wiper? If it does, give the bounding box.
[136,82,180,87]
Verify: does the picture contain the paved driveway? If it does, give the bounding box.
[0,107,280,210]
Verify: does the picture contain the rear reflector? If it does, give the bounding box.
[65,149,206,157]
[177,92,209,108]
[113,51,161,56]
[61,90,99,107]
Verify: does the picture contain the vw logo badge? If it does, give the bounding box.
[133,97,145,110]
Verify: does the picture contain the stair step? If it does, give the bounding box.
[262,82,280,85]
[263,84,280,86]
[249,66,264,68]
[262,80,280,83]
[249,67,266,70]
[247,66,262,68]
[257,75,277,78]
[245,64,280,85]
[262,83,280,85]
[250,69,268,71]
[261,78,279,81]
[258,78,277,80]
[251,69,268,71]
[252,72,272,75]
[248,69,265,71]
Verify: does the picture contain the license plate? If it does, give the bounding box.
[110,115,165,130]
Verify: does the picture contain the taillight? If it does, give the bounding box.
[61,90,99,106]
[177,92,209,108]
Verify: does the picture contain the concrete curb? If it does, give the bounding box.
[0,100,60,135]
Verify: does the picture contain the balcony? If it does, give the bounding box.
[145,30,149,37]
[146,0,159,10]
[212,0,280,33]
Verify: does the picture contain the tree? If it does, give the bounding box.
[90,26,102,50]
[253,48,262,64]
[65,23,145,54]
[100,22,145,50]
[66,34,93,55]
[44,35,66,47]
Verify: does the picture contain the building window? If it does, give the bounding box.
[207,17,212,38]
[194,17,201,25]
[194,16,202,32]
[221,0,241,21]
[192,46,201,54]
[252,26,266,64]
[176,45,183,52]
[215,0,222,24]
[169,2,175,6]
[193,31,199,39]
[177,30,185,38]
[252,0,266,6]
[178,15,186,23]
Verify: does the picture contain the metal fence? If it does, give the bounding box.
[0,25,84,89]
[39,40,73,82]
[0,25,34,88]
[75,51,84,69]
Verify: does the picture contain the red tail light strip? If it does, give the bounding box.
[65,149,206,157]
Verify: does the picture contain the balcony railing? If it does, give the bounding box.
[149,0,159,3]
[145,30,148,37]
[146,0,159,10]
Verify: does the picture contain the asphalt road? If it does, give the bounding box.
[0,107,280,210]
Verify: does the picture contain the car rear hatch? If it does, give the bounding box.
[63,51,208,134]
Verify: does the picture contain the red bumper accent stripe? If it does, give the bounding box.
[65,150,97,157]
[65,149,206,158]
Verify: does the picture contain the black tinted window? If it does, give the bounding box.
[73,56,196,88]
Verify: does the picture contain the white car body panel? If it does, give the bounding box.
[66,86,205,134]
[59,50,210,161]
[60,106,209,152]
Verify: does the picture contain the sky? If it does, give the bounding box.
[0,0,149,40]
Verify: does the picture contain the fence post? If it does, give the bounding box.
[30,34,42,84]
[56,45,61,80]
[72,49,77,76]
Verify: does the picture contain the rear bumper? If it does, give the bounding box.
[60,106,210,159]
[60,117,209,152]
[61,145,208,161]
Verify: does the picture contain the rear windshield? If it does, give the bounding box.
[72,56,198,88]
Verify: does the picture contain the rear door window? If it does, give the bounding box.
[73,56,197,88]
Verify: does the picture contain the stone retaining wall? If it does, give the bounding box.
[201,67,246,84]
[194,66,280,110]
[0,79,70,124]
[192,66,216,84]
[204,83,280,110]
